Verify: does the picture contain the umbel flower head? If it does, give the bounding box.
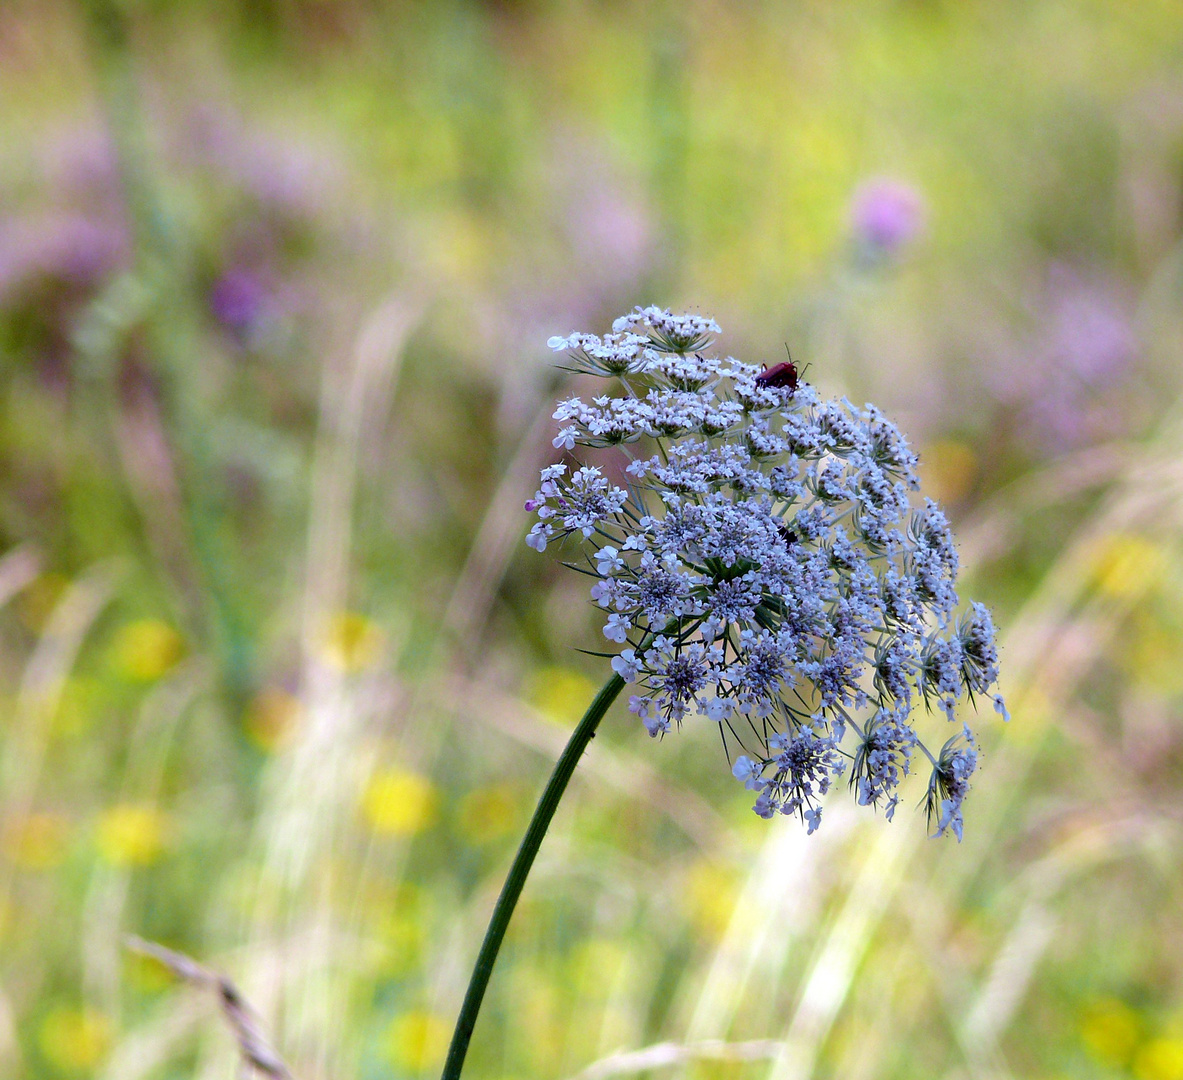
[527,307,1007,840]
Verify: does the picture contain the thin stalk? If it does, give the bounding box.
[81,0,254,707]
[440,672,625,1080]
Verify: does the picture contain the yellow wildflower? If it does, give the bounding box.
[111,620,184,682]
[38,1007,109,1071]
[922,439,977,504]
[1090,535,1168,600]
[524,666,596,725]
[96,804,167,866]
[245,688,302,752]
[1080,996,1140,1066]
[321,611,385,672]
[457,783,520,845]
[683,860,738,941]
[1136,1038,1183,1080]
[363,770,438,836]
[2,812,69,870]
[384,1009,450,1072]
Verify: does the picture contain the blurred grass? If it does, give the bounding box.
[1,1,1183,1078]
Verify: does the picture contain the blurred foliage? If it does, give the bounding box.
[1,1,1183,1078]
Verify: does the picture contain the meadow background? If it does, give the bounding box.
[3,1,1183,1078]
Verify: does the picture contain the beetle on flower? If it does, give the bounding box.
[528,306,1007,839]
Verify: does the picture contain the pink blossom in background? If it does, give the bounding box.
[987,265,1140,454]
[0,215,128,302]
[1043,264,1137,384]
[850,178,925,256]
[38,125,125,207]
[565,179,652,281]
[209,266,272,334]
[182,105,339,218]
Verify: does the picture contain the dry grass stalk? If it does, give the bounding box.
[124,937,293,1080]
[568,1037,786,1080]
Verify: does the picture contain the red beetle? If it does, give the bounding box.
[755,360,798,390]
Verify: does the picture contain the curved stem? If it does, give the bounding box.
[440,673,625,1080]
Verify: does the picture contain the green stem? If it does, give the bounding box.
[440,672,625,1080]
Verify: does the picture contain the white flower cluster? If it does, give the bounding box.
[527,308,1006,839]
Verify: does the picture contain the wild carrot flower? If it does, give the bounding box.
[528,306,1006,838]
[438,308,1012,1080]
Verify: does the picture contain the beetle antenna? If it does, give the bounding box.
[784,343,811,379]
